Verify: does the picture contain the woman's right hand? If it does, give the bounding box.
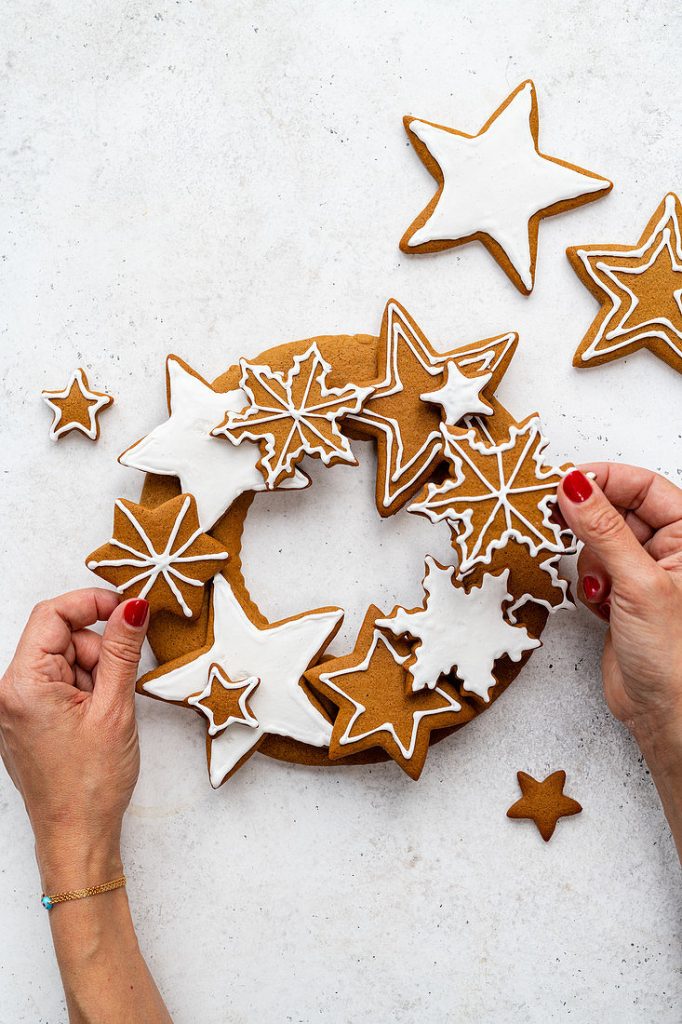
[557,464,682,769]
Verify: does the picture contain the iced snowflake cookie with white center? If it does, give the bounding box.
[106,299,577,786]
[400,80,612,294]
[568,193,682,373]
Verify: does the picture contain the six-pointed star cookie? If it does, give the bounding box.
[42,367,113,441]
[86,493,228,619]
[118,356,309,531]
[568,193,682,373]
[346,299,517,516]
[306,606,474,780]
[139,574,342,787]
[507,770,582,842]
[400,80,612,294]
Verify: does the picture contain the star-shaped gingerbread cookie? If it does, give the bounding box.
[507,770,582,841]
[86,493,228,619]
[400,80,612,294]
[568,193,682,373]
[188,664,260,735]
[346,299,517,517]
[42,368,113,441]
[306,606,474,780]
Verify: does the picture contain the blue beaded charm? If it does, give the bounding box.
[41,895,53,911]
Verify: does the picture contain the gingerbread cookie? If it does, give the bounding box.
[400,80,612,294]
[376,558,540,702]
[306,606,474,780]
[42,367,113,441]
[507,770,582,842]
[86,493,228,619]
[346,299,517,516]
[568,193,682,373]
[106,304,578,785]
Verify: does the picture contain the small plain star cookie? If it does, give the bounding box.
[507,770,582,842]
[42,367,113,441]
[568,193,682,373]
[400,80,612,294]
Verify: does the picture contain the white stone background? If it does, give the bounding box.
[1,1,681,1021]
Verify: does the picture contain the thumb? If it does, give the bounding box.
[558,470,656,593]
[95,598,149,706]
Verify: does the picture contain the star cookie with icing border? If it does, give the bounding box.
[306,605,474,780]
[346,299,517,517]
[42,368,113,441]
[568,193,682,373]
[400,80,612,294]
[507,770,582,842]
[189,664,260,735]
[86,493,228,619]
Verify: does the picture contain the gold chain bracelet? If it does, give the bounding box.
[41,875,126,911]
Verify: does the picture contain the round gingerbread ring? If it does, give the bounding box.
[113,302,575,786]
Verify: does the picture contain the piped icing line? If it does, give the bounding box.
[212,343,374,487]
[346,300,517,511]
[505,554,575,624]
[42,368,113,441]
[118,355,309,533]
[410,416,571,574]
[573,193,682,363]
[317,629,462,759]
[376,559,540,701]
[87,496,228,618]
[188,664,260,737]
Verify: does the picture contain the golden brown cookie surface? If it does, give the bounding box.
[42,367,113,441]
[507,770,582,842]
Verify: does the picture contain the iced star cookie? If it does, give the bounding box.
[507,770,582,842]
[568,193,682,373]
[86,493,228,619]
[400,80,612,294]
[106,304,578,784]
[42,367,113,441]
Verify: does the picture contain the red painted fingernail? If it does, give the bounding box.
[583,575,600,601]
[124,599,149,627]
[599,602,611,621]
[563,470,593,504]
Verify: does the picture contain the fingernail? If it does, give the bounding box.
[583,575,600,601]
[598,602,611,621]
[563,470,593,504]
[123,599,149,627]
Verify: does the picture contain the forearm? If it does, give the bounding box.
[634,719,682,864]
[38,841,172,1024]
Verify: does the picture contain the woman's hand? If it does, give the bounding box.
[0,589,149,892]
[558,465,682,861]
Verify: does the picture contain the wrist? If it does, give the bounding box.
[630,712,682,781]
[36,833,123,896]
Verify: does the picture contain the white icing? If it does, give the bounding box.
[575,193,682,364]
[405,82,610,291]
[119,356,309,532]
[188,664,260,736]
[421,361,492,426]
[346,301,517,510]
[87,495,228,618]
[504,553,575,624]
[376,558,539,701]
[141,574,342,787]
[212,343,374,487]
[409,416,570,574]
[42,368,111,441]
[317,629,462,759]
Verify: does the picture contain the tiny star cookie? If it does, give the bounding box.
[410,415,571,574]
[568,193,682,373]
[119,356,309,532]
[188,664,260,736]
[507,770,582,842]
[42,367,113,441]
[376,558,540,701]
[346,299,518,516]
[306,606,474,780]
[86,493,228,619]
[212,343,374,487]
[140,574,342,787]
[400,80,612,294]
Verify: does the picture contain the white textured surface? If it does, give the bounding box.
[1,2,681,1021]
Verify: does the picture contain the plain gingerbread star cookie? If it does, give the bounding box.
[568,193,682,373]
[42,368,113,441]
[400,80,612,294]
[507,770,582,842]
